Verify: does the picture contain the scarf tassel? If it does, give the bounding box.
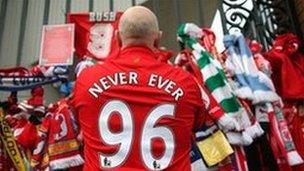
[49,154,84,170]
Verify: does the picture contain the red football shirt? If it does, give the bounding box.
[67,12,123,61]
[72,46,205,170]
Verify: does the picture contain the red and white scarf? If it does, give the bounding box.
[31,99,83,170]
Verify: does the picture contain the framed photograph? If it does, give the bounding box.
[39,24,75,66]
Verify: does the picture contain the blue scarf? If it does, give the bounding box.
[224,33,279,104]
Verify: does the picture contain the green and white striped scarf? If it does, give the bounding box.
[177,23,241,116]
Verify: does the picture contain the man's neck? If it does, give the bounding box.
[121,39,156,51]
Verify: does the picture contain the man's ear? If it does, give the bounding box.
[158,31,163,40]
[116,30,122,47]
[154,31,162,48]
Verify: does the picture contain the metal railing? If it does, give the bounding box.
[219,0,302,50]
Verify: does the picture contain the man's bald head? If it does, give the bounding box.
[118,6,161,48]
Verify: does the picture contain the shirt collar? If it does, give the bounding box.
[120,45,157,60]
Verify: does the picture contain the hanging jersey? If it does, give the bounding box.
[67,12,123,61]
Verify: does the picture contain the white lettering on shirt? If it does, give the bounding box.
[88,72,138,98]
[88,72,184,101]
[107,74,118,85]
[171,88,184,101]
[129,72,138,84]
[119,72,127,85]
[148,74,157,87]
[100,77,110,90]
[148,74,184,101]
[88,83,104,98]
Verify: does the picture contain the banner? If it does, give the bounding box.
[39,24,75,66]
[67,12,123,60]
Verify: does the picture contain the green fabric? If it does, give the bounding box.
[220,97,241,113]
[197,54,210,68]
[205,74,226,92]
[177,23,242,115]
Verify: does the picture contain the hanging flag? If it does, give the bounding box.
[67,12,123,61]
[39,24,75,66]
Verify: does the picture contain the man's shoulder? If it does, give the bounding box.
[161,63,197,83]
[77,62,111,79]
[156,63,201,96]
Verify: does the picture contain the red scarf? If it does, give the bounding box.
[31,99,83,170]
[284,103,304,170]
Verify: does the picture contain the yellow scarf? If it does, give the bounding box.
[0,107,26,171]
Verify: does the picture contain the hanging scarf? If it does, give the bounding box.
[254,101,303,167]
[200,28,251,171]
[241,35,302,166]
[223,33,303,166]
[269,102,303,166]
[178,23,241,115]
[249,40,272,77]
[17,86,46,122]
[0,107,26,171]
[201,29,264,142]
[31,99,83,170]
[175,50,235,168]
[177,23,264,146]
[0,66,68,91]
[223,33,279,104]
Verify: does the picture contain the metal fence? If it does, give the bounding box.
[219,0,302,50]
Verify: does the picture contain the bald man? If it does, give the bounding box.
[72,6,228,170]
